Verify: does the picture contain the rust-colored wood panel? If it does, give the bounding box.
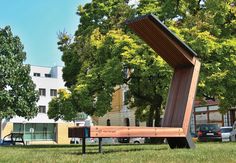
[126,14,196,68]
[182,59,201,134]
[162,67,193,127]
[68,126,186,138]
[162,59,200,130]
[171,67,193,126]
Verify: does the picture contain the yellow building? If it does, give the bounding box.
[97,86,145,127]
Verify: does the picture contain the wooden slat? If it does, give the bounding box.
[68,126,186,138]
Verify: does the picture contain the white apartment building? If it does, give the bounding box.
[1,65,91,144]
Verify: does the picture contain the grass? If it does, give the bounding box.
[0,142,236,163]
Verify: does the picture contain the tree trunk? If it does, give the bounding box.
[0,118,2,140]
[154,95,163,127]
[149,96,163,144]
[146,106,154,127]
[154,108,161,127]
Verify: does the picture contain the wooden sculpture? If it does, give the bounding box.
[68,14,201,153]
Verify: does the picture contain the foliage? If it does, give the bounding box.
[50,0,236,123]
[0,26,39,119]
[50,0,172,127]
[137,0,236,112]
[48,89,76,121]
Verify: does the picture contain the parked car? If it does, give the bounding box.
[130,137,145,144]
[117,137,130,143]
[101,138,118,144]
[70,138,98,144]
[230,121,236,141]
[197,124,221,142]
[220,126,232,142]
[118,137,145,144]
[70,138,80,144]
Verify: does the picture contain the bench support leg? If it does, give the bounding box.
[82,138,86,154]
[99,138,103,153]
[167,134,195,149]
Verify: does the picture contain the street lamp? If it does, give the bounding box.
[22,121,26,144]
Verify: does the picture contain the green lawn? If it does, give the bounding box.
[0,142,236,163]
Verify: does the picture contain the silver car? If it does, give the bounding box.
[230,121,236,141]
[220,126,232,142]
[130,137,145,144]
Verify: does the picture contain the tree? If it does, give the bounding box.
[0,26,39,137]
[49,0,138,119]
[137,0,236,112]
[167,0,235,112]
[50,0,236,128]
[48,89,77,121]
[49,0,171,130]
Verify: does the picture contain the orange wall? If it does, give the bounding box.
[111,88,123,112]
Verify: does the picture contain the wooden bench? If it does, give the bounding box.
[69,14,201,153]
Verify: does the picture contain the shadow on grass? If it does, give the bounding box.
[0,144,82,148]
[65,146,169,155]
[2,143,160,149]
[1,143,169,155]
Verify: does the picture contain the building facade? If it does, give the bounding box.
[2,66,234,144]
[1,65,90,144]
[190,100,235,133]
[97,85,146,127]
[99,96,235,133]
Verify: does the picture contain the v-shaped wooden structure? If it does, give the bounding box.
[68,14,201,153]
[126,14,201,148]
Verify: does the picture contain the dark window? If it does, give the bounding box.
[125,118,130,126]
[50,89,57,96]
[39,106,46,113]
[135,118,140,127]
[33,73,40,77]
[39,88,46,96]
[45,74,51,78]
[221,127,232,133]
[107,119,111,126]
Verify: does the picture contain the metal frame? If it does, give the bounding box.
[68,14,201,153]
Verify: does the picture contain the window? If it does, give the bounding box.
[107,119,111,126]
[50,89,57,96]
[33,73,40,77]
[45,74,51,78]
[39,88,46,96]
[124,118,130,126]
[38,106,46,113]
[13,123,56,141]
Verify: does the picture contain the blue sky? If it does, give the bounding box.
[0,0,90,67]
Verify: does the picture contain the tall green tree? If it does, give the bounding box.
[49,0,171,128]
[49,0,236,128]
[137,0,236,112]
[0,26,39,137]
